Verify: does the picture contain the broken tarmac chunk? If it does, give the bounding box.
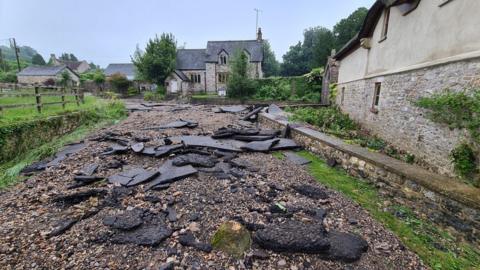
[323,231,368,262]
[103,208,145,230]
[242,106,265,121]
[267,104,284,115]
[254,220,329,253]
[101,144,129,156]
[108,168,159,187]
[145,160,198,190]
[269,139,301,151]
[52,189,107,206]
[155,144,183,158]
[241,139,280,152]
[181,136,245,152]
[292,184,329,200]
[218,105,248,113]
[283,152,311,165]
[233,135,275,142]
[111,224,172,246]
[171,153,218,168]
[68,175,104,189]
[78,163,99,176]
[179,231,213,252]
[145,119,199,130]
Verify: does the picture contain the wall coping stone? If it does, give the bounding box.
[260,112,480,210]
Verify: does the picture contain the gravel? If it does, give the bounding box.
[0,103,426,269]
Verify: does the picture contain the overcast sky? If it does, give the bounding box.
[0,0,375,68]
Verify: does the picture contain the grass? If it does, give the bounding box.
[0,99,127,188]
[191,93,221,99]
[277,150,480,270]
[0,94,99,126]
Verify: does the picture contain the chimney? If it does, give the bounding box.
[257,27,263,41]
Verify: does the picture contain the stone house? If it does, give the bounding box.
[17,65,80,86]
[333,0,480,177]
[50,54,90,74]
[165,29,264,95]
[104,63,136,81]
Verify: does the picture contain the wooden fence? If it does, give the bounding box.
[0,83,85,114]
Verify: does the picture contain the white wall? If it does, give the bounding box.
[337,48,368,83]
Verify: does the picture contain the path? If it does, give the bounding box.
[0,103,426,269]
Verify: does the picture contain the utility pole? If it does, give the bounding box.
[11,38,21,72]
[254,8,262,36]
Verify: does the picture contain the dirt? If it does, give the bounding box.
[0,103,427,270]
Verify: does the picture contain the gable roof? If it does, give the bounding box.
[335,0,421,60]
[174,70,189,81]
[62,60,84,70]
[17,65,76,77]
[104,63,136,79]
[176,49,206,70]
[205,40,263,62]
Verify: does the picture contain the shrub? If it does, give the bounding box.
[0,71,17,83]
[289,107,357,136]
[104,91,119,100]
[143,91,164,102]
[450,143,477,180]
[108,73,131,95]
[227,51,256,99]
[127,87,138,96]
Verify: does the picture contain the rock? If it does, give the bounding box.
[171,153,218,168]
[277,259,287,267]
[179,232,212,252]
[241,139,280,152]
[324,231,368,263]
[250,249,269,260]
[103,208,145,230]
[111,224,172,246]
[292,184,329,200]
[303,208,327,222]
[158,262,174,270]
[131,143,145,153]
[253,220,329,253]
[283,152,311,165]
[166,207,177,222]
[145,160,198,190]
[188,222,201,232]
[326,158,337,167]
[211,221,251,258]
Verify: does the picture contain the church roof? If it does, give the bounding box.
[176,49,206,70]
[205,40,263,62]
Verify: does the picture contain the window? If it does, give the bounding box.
[371,83,381,113]
[220,55,227,65]
[341,87,345,105]
[218,73,228,83]
[190,74,201,83]
[380,8,390,41]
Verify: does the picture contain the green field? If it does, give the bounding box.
[0,93,98,126]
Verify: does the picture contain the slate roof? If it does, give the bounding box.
[205,40,263,62]
[17,65,71,76]
[174,70,189,81]
[62,61,83,70]
[104,63,137,80]
[176,49,206,70]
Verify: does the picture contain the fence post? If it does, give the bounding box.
[73,88,80,107]
[34,86,42,113]
[61,87,66,110]
[79,87,85,104]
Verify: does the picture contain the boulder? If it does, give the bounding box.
[324,231,368,262]
[211,221,251,258]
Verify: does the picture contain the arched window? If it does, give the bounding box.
[220,55,227,65]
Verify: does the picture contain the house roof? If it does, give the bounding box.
[205,40,263,62]
[62,61,84,70]
[176,49,206,70]
[17,65,76,77]
[334,0,421,60]
[104,63,136,78]
[174,70,189,81]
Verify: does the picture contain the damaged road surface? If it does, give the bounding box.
[0,103,426,270]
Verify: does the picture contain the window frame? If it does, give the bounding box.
[190,73,201,84]
[371,82,381,113]
[219,55,227,65]
[379,8,391,42]
[218,73,228,83]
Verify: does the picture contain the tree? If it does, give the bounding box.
[31,53,46,65]
[262,41,280,77]
[333,7,369,50]
[132,33,177,90]
[58,70,71,87]
[93,71,106,92]
[311,27,335,68]
[59,53,78,61]
[69,53,78,61]
[109,73,131,95]
[281,42,308,76]
[227,50,256,99]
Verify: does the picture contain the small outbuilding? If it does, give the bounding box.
[17,65,80,86]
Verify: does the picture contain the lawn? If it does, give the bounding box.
[0,94,98,126]
[274,150,480,270]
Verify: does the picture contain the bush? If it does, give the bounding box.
[0,71,17,83]
[227,51,256,99]
[254,81,291,101]
[108,73,131,95]
[127,87,138,96]
[289,107,357,136]
[143,90,164,102]
[450,143,477,180]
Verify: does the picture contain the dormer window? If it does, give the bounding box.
[220,55,227,65]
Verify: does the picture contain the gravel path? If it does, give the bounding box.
[0,104,427,270]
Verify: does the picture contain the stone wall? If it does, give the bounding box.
[259,113,480,245]
[336,58,480,177]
